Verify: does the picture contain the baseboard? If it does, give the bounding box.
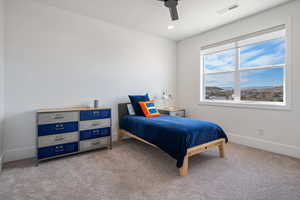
[0,153,3,173]
[3,134,299,163]
[228,133,300,159]
[4,146,35,163]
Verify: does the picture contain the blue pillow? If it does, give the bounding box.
[128,94,150,116]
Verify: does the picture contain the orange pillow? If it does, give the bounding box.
[139,100,160,118]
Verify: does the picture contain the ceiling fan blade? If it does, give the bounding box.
[169,7,179,21]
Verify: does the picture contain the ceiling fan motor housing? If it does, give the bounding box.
[164,0,178,8]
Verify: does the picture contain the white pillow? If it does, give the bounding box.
[127,104,136,115]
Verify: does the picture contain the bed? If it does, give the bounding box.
[118,103,228,176]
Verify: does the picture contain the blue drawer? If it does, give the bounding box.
[80,128,111,140]
[38,122,78,136]
[38,142,78,160]
[80,109,111,121]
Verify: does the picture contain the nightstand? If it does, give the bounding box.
[158,107,186,117]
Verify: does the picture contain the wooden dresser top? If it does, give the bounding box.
[37,107,110,113]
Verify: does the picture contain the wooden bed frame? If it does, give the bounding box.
[118,103,226,176]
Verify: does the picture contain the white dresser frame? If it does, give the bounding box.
[36,107,112,165]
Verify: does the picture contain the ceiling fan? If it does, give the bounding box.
[158,0,180,21]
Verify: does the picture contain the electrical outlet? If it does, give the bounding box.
[258,129,264,136]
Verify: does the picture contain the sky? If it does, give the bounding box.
[204,38,285,88]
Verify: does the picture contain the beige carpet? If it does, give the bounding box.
[1,140,300,200]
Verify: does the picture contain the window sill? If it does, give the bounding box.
[198,100,291,111]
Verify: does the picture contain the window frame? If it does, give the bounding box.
[199,23,292,110]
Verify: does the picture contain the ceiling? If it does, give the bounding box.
[37,0,293,41]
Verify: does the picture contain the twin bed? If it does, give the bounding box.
[118,103,228,176]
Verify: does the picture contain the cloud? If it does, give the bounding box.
[240,38,285,68]
[240,68,283,88]
[240,49,264,64]
[204,49,235,73]
[240,78,249,83]
[205,72,234,88]
[243,54,284,68]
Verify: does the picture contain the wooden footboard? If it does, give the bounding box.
[179,138,225,176]
[117,129,226,176]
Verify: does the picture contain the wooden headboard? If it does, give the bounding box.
[118,103,130,127]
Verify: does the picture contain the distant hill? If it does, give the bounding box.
[206,86,223,91]
[206,86,233,91]
[205,85,283,102]
[241,86,283,89]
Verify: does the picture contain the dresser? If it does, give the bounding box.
[36,107,112,164]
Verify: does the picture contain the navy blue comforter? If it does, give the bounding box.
[120,115,228,168]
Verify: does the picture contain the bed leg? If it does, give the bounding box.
[179,155,189,176]
[117,129,124,141]
[218,140,225,158]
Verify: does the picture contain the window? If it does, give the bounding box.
[200,26,288,107]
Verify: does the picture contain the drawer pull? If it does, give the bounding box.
[92,123,99,126]
[53,116,64,120]
[54,137,64,142]
[92,142,100,146]
[55,124,64,130]
[55,146,64,152]
[52,114,64,119]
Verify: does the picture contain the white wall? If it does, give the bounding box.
[177,1,300,159]
[0,0,5,167]
[3,0,176,162]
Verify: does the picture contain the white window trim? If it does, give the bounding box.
[199,21,293,111]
